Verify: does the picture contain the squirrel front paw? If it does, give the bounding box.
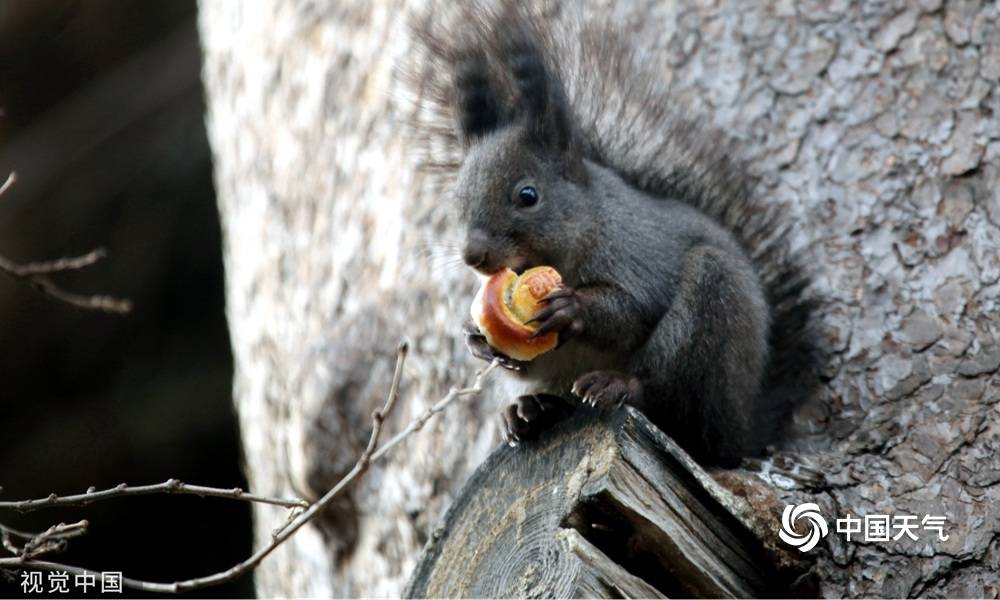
[498,394,565,446]
[572,371,643,408]
[462,320,526,371]
[527,287,584,342]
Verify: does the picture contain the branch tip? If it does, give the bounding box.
[0,172,15,197]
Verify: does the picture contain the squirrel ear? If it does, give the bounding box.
[454,50,505,144]
[505,29,587,183]
[543,86,587,184]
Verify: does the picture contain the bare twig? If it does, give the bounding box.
[0,172,15,198]
[371,358,499,463]
[0,523,35,541]
[0,254,133,314]
[1,248,107,276]
[269,506,307,541]
[0,171,132,314]
[0,532,19,556]
[0,520,89,561]
[19,521,89,561]
[0,479,309,513]
[0,523,35,555]
[0,345,499,593]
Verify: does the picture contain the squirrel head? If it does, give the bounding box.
[451,28,592,278]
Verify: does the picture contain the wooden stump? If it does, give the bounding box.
[405,407,793,598]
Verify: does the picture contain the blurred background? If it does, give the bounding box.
[0,1,251,596]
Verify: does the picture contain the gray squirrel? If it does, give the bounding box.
[408,2,819,466]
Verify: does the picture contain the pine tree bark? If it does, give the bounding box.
[198,0,1000,597]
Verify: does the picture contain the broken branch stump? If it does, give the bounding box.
[405,406,797,598]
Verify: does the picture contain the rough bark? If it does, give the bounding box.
[198,0,1000,597]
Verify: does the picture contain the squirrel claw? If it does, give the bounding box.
[572,371,643,409]
[529,287,583,341]
[542,288,575,301]
[464,320,526,371]
[498,394,566,445]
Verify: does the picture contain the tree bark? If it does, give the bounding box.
[198,0,1000,597]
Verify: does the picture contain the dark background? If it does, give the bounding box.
[0,1,252,597]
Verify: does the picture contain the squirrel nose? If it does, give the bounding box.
[463,230,492,272]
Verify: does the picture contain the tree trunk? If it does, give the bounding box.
[198,0,1000,597]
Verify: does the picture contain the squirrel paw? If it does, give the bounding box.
[572,371,643,408]
[528,287,584,342]
[498,394,564,447]
[463,319,526,371]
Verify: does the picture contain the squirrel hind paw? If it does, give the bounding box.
[498,394,565,445]
[572,371,642,409]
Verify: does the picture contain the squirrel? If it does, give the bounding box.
[406,2,820,467]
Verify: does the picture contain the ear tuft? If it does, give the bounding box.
[455,49,504,143]
[505,26,549,124]
[499,16,585,182]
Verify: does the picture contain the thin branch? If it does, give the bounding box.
[0,523,35,556]
[1,532,20,556]
[0,255,133,315]
[0,523,36,541]
[0,520,89,561]
[19,521,89,561]
[0,171,132,314]
[0,479,309,513]
[0,346,499,594]
[1,248,107,276]
[0,172,15,198]
[269,506,306,541]
[371,359,499,463]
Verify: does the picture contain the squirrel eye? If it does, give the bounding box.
[517,185,539,208]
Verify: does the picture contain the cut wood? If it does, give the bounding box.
[405,407,799,598]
